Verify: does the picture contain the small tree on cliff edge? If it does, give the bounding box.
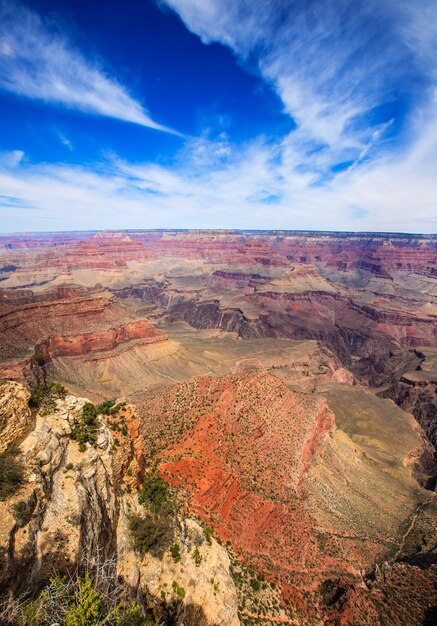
[29,350,48,385]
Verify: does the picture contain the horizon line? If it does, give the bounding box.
[0,228,436,238]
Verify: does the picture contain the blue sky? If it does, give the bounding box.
[0,0,436,233]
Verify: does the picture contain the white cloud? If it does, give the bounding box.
[56,131,73,151]
[162,0,437,159]
[0,1,180,135]
[1,108,436,233]
[0,149,25,167]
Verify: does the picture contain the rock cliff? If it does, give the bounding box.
[0,382,240,626]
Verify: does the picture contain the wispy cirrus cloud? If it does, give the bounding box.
[161,0,435,164]
[0,1,180,135]
[146,0,437,231]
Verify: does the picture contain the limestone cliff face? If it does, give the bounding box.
[0,380,31,452]
[0,383,240,626]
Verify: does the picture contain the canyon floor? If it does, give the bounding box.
[0,230,436,625]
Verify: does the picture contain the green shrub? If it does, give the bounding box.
[172,581,185,600]
[0,447,24,501]
[15,595,46,626]
[0,571,159,626]
[96,400,115,415]
[28,382,67,412]
[128,513,173,557]
[12,497,34,527]
[71,403,99,451]
[96,400,127,416]
[138,472,172,516]
[203,526,213,545]
[64,574,103,626]
[170,543,181,563]
[192,547,202,567]
[129,471,176,559]
[82,402,98,424]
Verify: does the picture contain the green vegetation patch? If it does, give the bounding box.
[0,572,157,626]
[12,497,35,527]
[71,403,99,452]
[97,400,127,416]
[128,512,173,557]
[192,547,202,567]
[129,470,176,558]
[138,472,173,516]
[170,543,181,563]
[28,382,67,414]
[203,526,213,545]
[171,581,185,601]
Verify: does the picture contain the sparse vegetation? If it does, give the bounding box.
[128,513,173,557]
[171,581,185,600]
[0,446,24,501]
[129,470,176,558]
[71,402,99,452]
[97,400,126,416]
[97,400,127,416]
[138,471,173,517]
[11,497,35,527]
[170,543,181,563]
[96,400,116,415]
[192,547,202,567]
[28,381,67,413]
[0,569,158,626]
[203,526,213,545]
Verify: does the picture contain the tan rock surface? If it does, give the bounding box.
[0,380,31,452]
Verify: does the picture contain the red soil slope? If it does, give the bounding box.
[132,371,432,623]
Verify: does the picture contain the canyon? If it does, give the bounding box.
[0,230,436,625]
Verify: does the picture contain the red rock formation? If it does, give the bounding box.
[36,320,166,359]
[0,294,119,361]
[0,290,168,389]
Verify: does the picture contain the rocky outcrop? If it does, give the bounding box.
[114,280,435,387]
[381,375,437,450]
[0,381,31,452]
[324,560,437,626]
[117,514,240,626]
[0,383,240,625]
[168,299,275,338]
[247,289,436,350]
[380,369,437,489]
[0,294,116,361]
